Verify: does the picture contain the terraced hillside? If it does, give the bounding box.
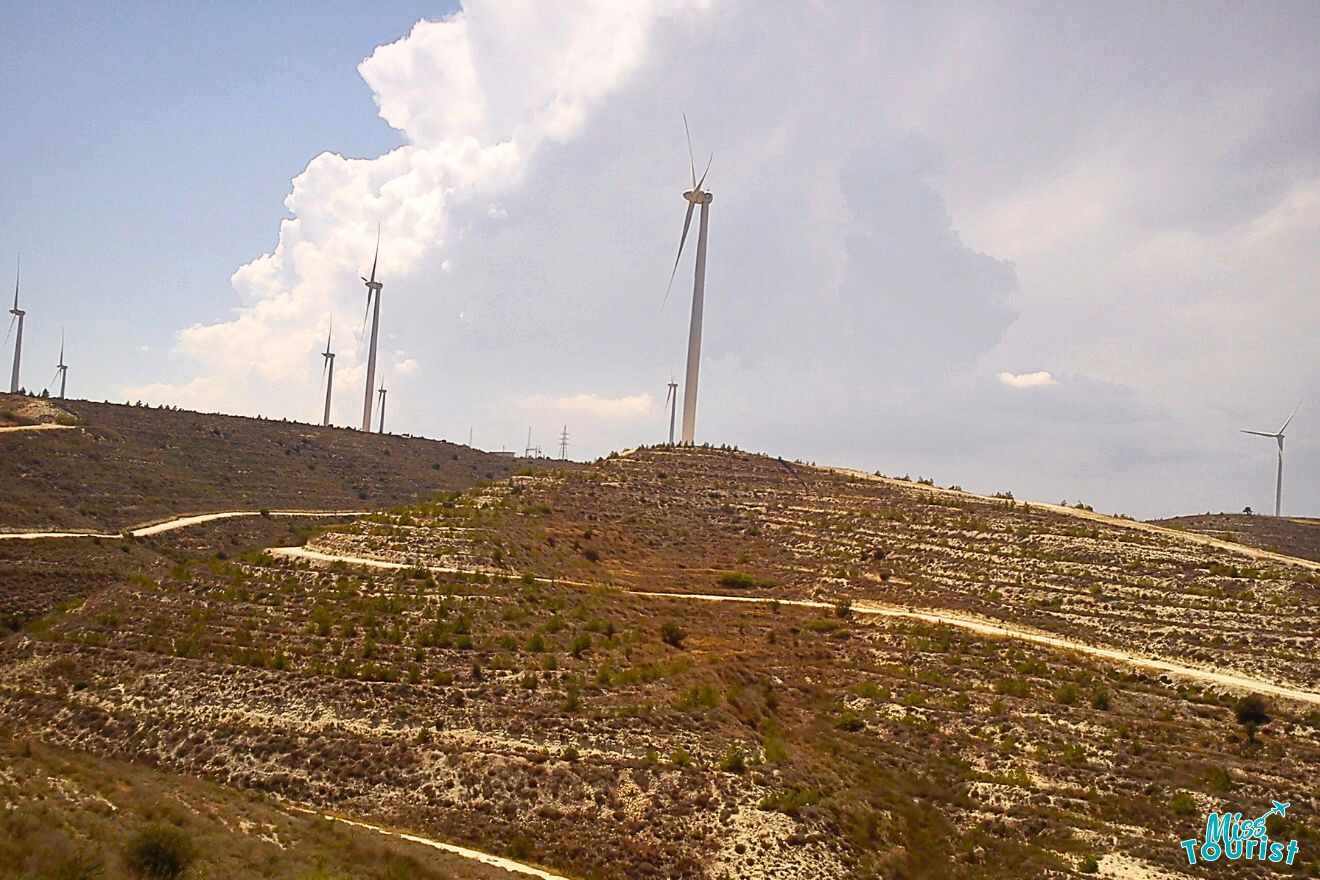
[0,392,550,531]
[3,446,1318,878]
[1155,513,1320,565]
[316,447,1320,690]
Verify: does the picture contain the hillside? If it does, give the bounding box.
[0,393,553,531]
[3,446,1318,879]
[1153,512,1320,564]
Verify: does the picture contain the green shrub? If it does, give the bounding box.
[757,786,821,816]
[671,746,692,768]
[1054,683,1079,706]
[718,571,773,590]
[833,709,865,732]
[660,622,686,648]
[1170,791,1197,816]
[123,824,196,880]
[717,745,746,774]
[1090,688,1112,711]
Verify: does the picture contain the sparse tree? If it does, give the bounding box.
[1234,693,1270,743]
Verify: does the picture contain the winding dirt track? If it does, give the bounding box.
[288,807,576,880]
[0,510,366,541]
[269,546,1320,707]
[0,423,78,434]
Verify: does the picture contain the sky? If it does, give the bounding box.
[1,1,1317,519]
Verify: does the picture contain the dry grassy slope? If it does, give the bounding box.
[317,446,1320,690]
[1154,513,1320,564]
[0,736,529,880]
[0,393,563,531]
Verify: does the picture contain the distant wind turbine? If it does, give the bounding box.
[7,256,26,393]
[51,328,68,399]
[663,115,713,446]
[360,226,383,432]
[376,383,388,434]
[664,378,678,445]
[319,320,335,426]
[1241,402,1301,517]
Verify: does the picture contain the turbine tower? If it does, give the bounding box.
[53,329,68,399]
[319,321,335,427]
[7,256,26,394]
[376,383,387,434]
[664,379,678,445]
[1241,402,1301,517]
[663,116,713,446]
[360,227,383,432]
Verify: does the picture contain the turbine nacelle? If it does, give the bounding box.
[683,189,713,206]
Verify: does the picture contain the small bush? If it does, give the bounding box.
[1090,688,1111,711]
[1079,854,1099,874]
[123,824,196,880]
[718,571,773,590]
[1170,791,1197,816]
[660,622,686,648]
[1054,683,1079,706]
[671,746,692,768]
[833,709,865,732]
[717,745,746,774]
[758,787,821,816]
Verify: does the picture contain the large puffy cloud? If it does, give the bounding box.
[130,1,1320,518]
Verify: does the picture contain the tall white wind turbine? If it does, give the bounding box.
[52,328,68,399]
[7,256,26,394]
[376,383,388,434]
[663,116,713,446]
[1241,402,1301,517]
[360,227,383,432]
[664,379,678,445]
[319,321,335,427]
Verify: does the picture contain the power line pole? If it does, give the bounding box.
[558,425,569,460]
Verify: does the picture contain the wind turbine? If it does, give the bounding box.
[7,256,26,394]
[1241,402,1301,517]
[664,378,678,445]
[51,328,68,399]
[376,382,388,434]
[319,320,335,426]
[663,115,713,446]
[360,226,383,432]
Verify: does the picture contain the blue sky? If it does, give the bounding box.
[1,2,1317,518]
[0,2,450,394]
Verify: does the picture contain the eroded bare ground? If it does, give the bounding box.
[2,447,1319,877]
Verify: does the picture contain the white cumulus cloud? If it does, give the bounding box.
[998,370,1058,389]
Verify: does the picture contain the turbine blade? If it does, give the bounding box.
[58,328,64,364]
[369,223,380,284]
[683,114,696,188]
[696,153,713,190]
[50,367,61,388]
[664,384,673,405]
[359,289,373,341]
[1279,400,1302,434]
[1241,429,1278,438]
[3,314,13,349]
[662,202,697,309]
[12,254,19,311]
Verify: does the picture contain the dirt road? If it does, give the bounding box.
[0,509,366,541]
